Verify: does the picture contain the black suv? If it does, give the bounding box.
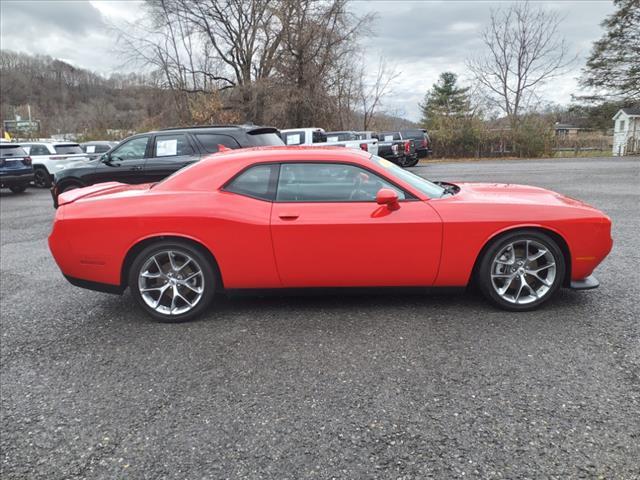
[52,125,282,205]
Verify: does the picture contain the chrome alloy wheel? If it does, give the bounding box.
[138,250,204,316]
[490,239,557,305]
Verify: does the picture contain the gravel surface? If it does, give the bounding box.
[1,156,639,479]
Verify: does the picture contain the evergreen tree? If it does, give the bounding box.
[419,72,470,126]
[582,0,640,100]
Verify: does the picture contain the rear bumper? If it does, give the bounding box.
[64,275,124,294]
[0,172,34,187]
[569,275,600,290]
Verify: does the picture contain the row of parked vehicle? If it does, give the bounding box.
[279,128,431,167]
[0,125,431,199]
[0,140,119,194]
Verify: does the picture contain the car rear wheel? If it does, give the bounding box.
[33,167,51,188]
[9,185,27,193]
[129,241,216,322]
[477,231,565,311]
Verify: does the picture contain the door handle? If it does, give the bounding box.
[278,214,299,220]
[129,165,143,171]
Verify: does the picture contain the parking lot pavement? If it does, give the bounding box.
[1,156,639,479]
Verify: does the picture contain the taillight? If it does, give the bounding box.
[359,143,368,152]
[421,139,427,147]
[23,156,32,165]
[404,140,411,154]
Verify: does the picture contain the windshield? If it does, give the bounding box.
[371,155,445,198]
[54,144,83,154]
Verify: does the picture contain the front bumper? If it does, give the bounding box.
[569,275,600,290]
[0,172,34,187]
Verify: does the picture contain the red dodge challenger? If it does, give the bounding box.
[48,147,612,322]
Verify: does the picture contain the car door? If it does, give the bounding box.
[86,135,150,185]
[144,133,201,182]
[270,162,442,288]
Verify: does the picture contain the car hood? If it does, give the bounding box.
[58,181,151,206]
[451,182,600,211]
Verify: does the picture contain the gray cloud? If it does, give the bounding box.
[358,0,616,120]
[1,0,105,36]
[0,0,616,121]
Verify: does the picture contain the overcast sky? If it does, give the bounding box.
[0,0,615,121]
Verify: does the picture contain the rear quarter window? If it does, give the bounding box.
[224,164,278,201]
[195,133,241,153]
[247,132,284,146]
[54,144,83,154]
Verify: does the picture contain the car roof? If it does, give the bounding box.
[207,145,367,163]
[20,141,79,146]
[155,146,371,192]
[156,124,278,134]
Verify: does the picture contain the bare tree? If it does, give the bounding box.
[276,0,374,127]
[359,58,400,130]
[468,1,575,127]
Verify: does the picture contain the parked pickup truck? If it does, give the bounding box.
[400,129,431,158]
[374,132,419,168]
[280,128,378,156]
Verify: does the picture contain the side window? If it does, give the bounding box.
[276,163,406,202]
[29,145,49,156]
[110,136,149,161]
[282,131,305,145]
[195,133,241,153]
[224,164,278,201]
[153,134,194,158]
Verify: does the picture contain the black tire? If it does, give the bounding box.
[128,240,217,323]
[9,185,27,193]
[396,156,411,168]
[406,155,420,167]
[61,182,82,193]
[33,167,51,188]
[476,230,565,311]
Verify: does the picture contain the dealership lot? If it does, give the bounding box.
[1,157,639,479]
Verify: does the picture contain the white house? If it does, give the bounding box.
[612,107,640,156]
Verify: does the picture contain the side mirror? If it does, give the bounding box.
[376,188,400,210]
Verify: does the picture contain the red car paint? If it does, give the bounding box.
[49,147,612,292]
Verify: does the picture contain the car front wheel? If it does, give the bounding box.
[477,231,565,311]
[129,241,216,322]
[60,182,82,193]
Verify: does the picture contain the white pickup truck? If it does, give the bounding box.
[280,128,378,156]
